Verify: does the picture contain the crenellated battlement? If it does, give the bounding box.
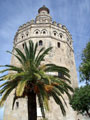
[18,20,35,30]
[14,19,72,50]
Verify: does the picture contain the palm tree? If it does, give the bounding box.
[0,40,73,120]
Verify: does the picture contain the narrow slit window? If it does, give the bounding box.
[22,43,24,48]
[16,102,19,108]
[57,42,60,48]
[39,40,43,46]
[22,36,24,39]
[26,33,28,36]
[60,34,62,38]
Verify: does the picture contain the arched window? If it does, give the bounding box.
[53,31,57,36]
[57,42,60,48]
[21,34,24,39]
[39,40,43,46]
[34,29,40,35]
[26,31,29,37]
[36,31,38,34]
[60,34,62,38]
[54,32,56,36]
[41,29,47,35]
[43,31,46,34]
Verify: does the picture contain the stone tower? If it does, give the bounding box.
[4,6,78,120]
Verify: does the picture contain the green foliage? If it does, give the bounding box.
[70,85,90,117]
[79,42,90,84]
[81,42,90,62]
[0,40,73,118]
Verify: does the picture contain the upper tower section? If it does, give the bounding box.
[35,5,52,23]
[14,5,73,51]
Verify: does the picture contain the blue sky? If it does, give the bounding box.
[0,0,90,119]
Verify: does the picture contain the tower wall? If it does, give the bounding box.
[4,6,78,120]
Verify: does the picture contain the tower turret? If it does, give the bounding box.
[35,5,52,23]
[38,5,50,14]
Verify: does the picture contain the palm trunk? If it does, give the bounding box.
[27,91,37,120]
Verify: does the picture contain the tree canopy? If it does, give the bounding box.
[0,40,73,120]
[79,42,90,84]
[70,85,90,117]
[70,41,90,118]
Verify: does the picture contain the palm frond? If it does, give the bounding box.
[38,84,49,111]
[0,65,22,73]
[0,86,15,107]
[24,42,29,59]
[37,94,46,118]
[52,87,67,107]
[35,47,45,63]
[7,51,24,65]
[14,48,26,63]
[33,42,38,56]
[36,47,53,66]
[46,64,69,72]
[45,64,70,78]
[43,95,49,111]
[12,93,17,110]
[28,40,34,60]
[0,82,9,88]
[0,85,9,95]
[16,79,27,96]
[50,90,66,116]
[0,40,73,118]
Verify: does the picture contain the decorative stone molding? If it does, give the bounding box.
[52,21,57,26]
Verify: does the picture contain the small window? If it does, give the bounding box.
[57,42,60,48]
[22,43,24,48]
[26,33,28,36]
[60,34,62,38]
[54,32,56,36]
[43,31,46,34]
[36,31,38,34]
[22,36,24,39]
[39,40,43,46]
[16,102,19,108]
